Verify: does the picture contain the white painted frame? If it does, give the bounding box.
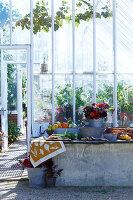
[93,0,96,104]
[0,45,31,153]
[51,0,55,124]
[72,0,76,124]
[1,0,119,148]
[113,0,117,127]
[34,0,117,126]
[1,52,8,151]
[17,67,22,132]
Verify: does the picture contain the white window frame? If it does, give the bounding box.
[1,0,119,144]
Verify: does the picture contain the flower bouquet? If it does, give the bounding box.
[83,102,110,128]
[16,157,46,170]
[83,102,109,120]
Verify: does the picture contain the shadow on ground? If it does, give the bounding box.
[1,180,133,200]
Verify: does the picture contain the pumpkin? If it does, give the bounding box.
[62,122,69,128]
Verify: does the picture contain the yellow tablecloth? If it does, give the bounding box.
[30,137,66,167]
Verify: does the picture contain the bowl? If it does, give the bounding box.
[79,127,104,138]
[103,133,117,141]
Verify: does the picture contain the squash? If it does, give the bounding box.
[119,134,131,141]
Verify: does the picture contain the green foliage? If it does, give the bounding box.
[97,81,133,114]
[97,82,113,107]
[22,72,27,104]
[55,83,89,121]
[117,82,133,113]
[7,64,17,111]
[54,81,133,123]
[65,130,81,140]
[15,0,112,34]
[8,121,21,144]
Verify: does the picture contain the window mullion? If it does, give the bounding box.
[113,0,117,127]
[51,0,55,124]
[72,0,76,124]
[30,0,34,136]
[93,0,96,104]
[9,0,12,45]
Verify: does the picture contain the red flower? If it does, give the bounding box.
[90,112,94,118]
[83,102,110,119]
[94,113,100,119]
[97,103,101,107]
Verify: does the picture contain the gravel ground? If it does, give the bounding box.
[1,180,133,200]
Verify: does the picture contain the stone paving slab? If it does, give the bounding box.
[0,129,27,180]
[1,180,133,200]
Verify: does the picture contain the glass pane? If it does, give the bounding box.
[12,0,30,44]
[117,0,133,73]
[54,0,72,73]
[0,50,27,113]
[75,75,93,124]
[3,49,27,62]
[55,75,72,123]
[97,74,114,127]
[34,74,52,123]
[7,64,17,111]
[33,0,52,123]
[0,0,10,45]
[117,74,133,127]
[96,0,113,73]
[75,0,93,72]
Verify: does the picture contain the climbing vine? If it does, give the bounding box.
[15,0,112,34]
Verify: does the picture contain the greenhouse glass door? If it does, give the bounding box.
[0,59,8,151]
[0,45,31,151]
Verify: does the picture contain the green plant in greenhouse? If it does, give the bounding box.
[97,81,133,114]
[97,83,113,108]
[54,83,91,121]
[34,81,133,123]
[117,83,133,114]
[15,0,112,34]
[8,121,21,144]
[7,64,17,111]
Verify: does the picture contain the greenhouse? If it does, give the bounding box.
[1,0,133,188]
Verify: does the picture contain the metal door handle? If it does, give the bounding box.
[1,108,6,115]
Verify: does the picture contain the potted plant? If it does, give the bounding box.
[16,157,46,188]
[44,159,63,187]
[83,102,110,128]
